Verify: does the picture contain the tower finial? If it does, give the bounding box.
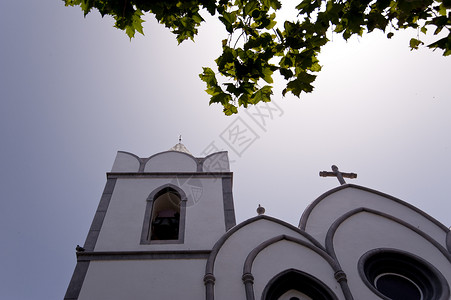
[169,136,192,155]
[257,204,265,215]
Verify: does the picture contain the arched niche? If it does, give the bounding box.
[262,269,338,300]
[278,289,312,300]
[150,189,181,240]
[140,184,187,244]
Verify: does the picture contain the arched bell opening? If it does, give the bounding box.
[150,188,181,241]
[140,184,187,245]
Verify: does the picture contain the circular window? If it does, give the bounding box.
[359,249,449,300]
[375,273,423,300]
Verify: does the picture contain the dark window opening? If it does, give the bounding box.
[262,269,337,300]
[360,249,449,300]
[375,273,422,300]
[150,189,181,241]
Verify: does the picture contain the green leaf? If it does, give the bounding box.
[123,10,145,38]
[409,38,423,50]
[250,85,273,104]
[262,0,282,10]
[199,67,218,86]
[427,35,451,55]
[65,0,451,115]
[279,68,293,80]
[283,72,316,97]
[438,3,448,16]
[280,56,293,68]
[262,67,274,83]
[210,92,232,105]
[309,62,321,72]
[219,11,236,33]
[244,1,259,16]
[238,93,250,107]
[223,102,238,115]
[225,83,240,96]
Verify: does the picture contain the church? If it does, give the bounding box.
[65,143,451,300]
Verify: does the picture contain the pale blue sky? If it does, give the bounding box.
[1,2,450,299]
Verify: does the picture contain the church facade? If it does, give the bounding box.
[65,145,451,300]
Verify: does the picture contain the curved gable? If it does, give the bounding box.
[323,208,451,300]
[205,215,325,300]
[206,215,323,275]
[326,208,451,261]
[111,151,141,172]
[249,238,341,300]
[144,151,197,172]
[300,184,448,247]
[202,151,230,172]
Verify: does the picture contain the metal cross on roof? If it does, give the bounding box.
[319,165,357,185]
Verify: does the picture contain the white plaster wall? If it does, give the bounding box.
[144,151,197,172]
[331,211,451,299]
[95,177,226,251]
[251,240,344,300]
[78,259,205,300]
[303,187,447,248]
[185,178,227,248]
[111,151,140,172]
[213,219,314,300]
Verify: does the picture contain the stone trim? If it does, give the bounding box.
[64,179,117,299]
[84,178,116,251]
[206,215,325,276]
[242,273,255,300]
[325,207,451,264]
[243,234,339,274]
[76,250,211,261]
[222,177,236,230]
[261,268,339,300]
[242,234,348,300]
[140,184,187,245]
[64,249,210,299]
[447,230,451,253]
[196,158,204,172]
[204,216,329,300]
[107,172,233,179]
[63,261,89,300]
[299,184,449,233]
[204,273,216,300]
[116,150,230,173]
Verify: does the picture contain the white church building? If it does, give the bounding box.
[65,144,451,300]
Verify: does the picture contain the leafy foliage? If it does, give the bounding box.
[65,0,451,115]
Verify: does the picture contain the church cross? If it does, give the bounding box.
[319,165,357,185]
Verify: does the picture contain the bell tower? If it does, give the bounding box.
[64,143,235,300]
